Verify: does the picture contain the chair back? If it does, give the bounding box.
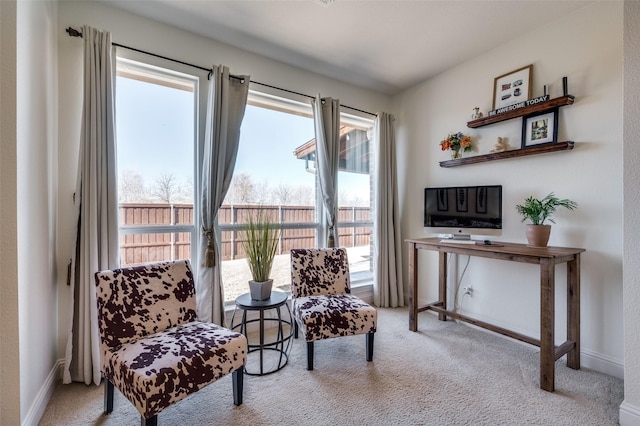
[290,248,350,298]
[95,259,197,351]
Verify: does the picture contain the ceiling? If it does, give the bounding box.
[100,0,594,95]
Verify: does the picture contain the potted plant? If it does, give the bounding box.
[515,193,578,247]
[240,209,280,300]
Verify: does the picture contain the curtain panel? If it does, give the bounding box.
[197,65,249,325]
[373,112,404,308]
[63,25,119,385]
[311,95,340,248]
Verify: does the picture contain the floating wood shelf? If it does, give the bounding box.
[439,141,574,168]
[467,95,575,128]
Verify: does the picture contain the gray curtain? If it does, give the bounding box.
[373,112,404,307]
[197,65,249,325]
[63,25,119,385]
[311,95,340,248]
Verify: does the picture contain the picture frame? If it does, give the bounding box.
[521,108,559,148]
[492,64,533,110]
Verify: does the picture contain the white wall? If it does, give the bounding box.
[621,1,640,423]
[394,1,624,377]
[56,1,391,359]
[16,0,60,424]
[0,0,21,424]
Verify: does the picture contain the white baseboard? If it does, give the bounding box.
[620,401,640,425]
[581,347,624,379]
[22,358,64,426]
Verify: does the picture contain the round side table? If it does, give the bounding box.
[230,291,293,376]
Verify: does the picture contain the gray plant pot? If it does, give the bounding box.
[249,279,273,301]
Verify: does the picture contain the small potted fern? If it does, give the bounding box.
[515,193,577,247]
[240,209,280,300]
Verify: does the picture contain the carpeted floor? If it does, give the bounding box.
[40,307,623,425]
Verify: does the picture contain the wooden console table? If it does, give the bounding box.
[406,237,585,392]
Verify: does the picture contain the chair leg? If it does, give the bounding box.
[104,379,114,414]
[141,415,157,426]
[366,332,374,362]
[294,320,299,339]
[306,341,314,370]
[233,366,244,406]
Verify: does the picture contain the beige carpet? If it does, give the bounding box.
[40,307,623,425]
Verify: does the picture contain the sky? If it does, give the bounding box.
[115,74,370,204]
[235,104,316,186]
[116,75,194,184]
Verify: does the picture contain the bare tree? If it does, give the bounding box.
[173,175,194,204]
[225,173,256,204]
[339,191,369,208]
[118,169,147,202]
[252,180,271,204]
[151,173,180,203]
[272,183,295,205]
[293,184,315,206]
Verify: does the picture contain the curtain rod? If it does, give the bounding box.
[66,27,377,117]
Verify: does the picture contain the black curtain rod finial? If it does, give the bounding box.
[66,27,83,38]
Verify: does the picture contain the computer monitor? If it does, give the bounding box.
[424,185,502,239]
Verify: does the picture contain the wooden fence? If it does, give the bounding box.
[119,203,371,266]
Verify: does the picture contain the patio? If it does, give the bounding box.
[221,245,371,304]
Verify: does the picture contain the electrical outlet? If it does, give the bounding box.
[463,285,473,296]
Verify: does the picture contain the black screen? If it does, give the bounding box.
[424,185,502,230]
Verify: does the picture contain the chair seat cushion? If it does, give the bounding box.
[292,294,377,342]
[102,321,247,419]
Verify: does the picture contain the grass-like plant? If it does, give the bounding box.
[240,209,280,283]
[515,193,578,225]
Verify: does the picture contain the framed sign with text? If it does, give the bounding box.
[492,65,532,110]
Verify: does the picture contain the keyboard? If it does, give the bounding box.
[439,239,477,245]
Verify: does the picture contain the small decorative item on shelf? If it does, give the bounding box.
[490,137,510,153]
[440,132,472,159]
[471,107,483,120]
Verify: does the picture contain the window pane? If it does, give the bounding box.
[220,95,375,305]
[221,101,316,303]
[338,125,373,278]
[115,60,197,267]
[223,104,316,206]
[119,231,192,267]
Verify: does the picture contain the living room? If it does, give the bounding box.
[1,1,639,424]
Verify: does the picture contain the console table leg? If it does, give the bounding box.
[567,255,581,370]
[408,242,418,331]
[438,252,448,321]
[540,258,555,392]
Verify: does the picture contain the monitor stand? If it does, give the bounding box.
[438,234,475,244]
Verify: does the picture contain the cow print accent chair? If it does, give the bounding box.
[95,259,247,426]
[290,248,377,370]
